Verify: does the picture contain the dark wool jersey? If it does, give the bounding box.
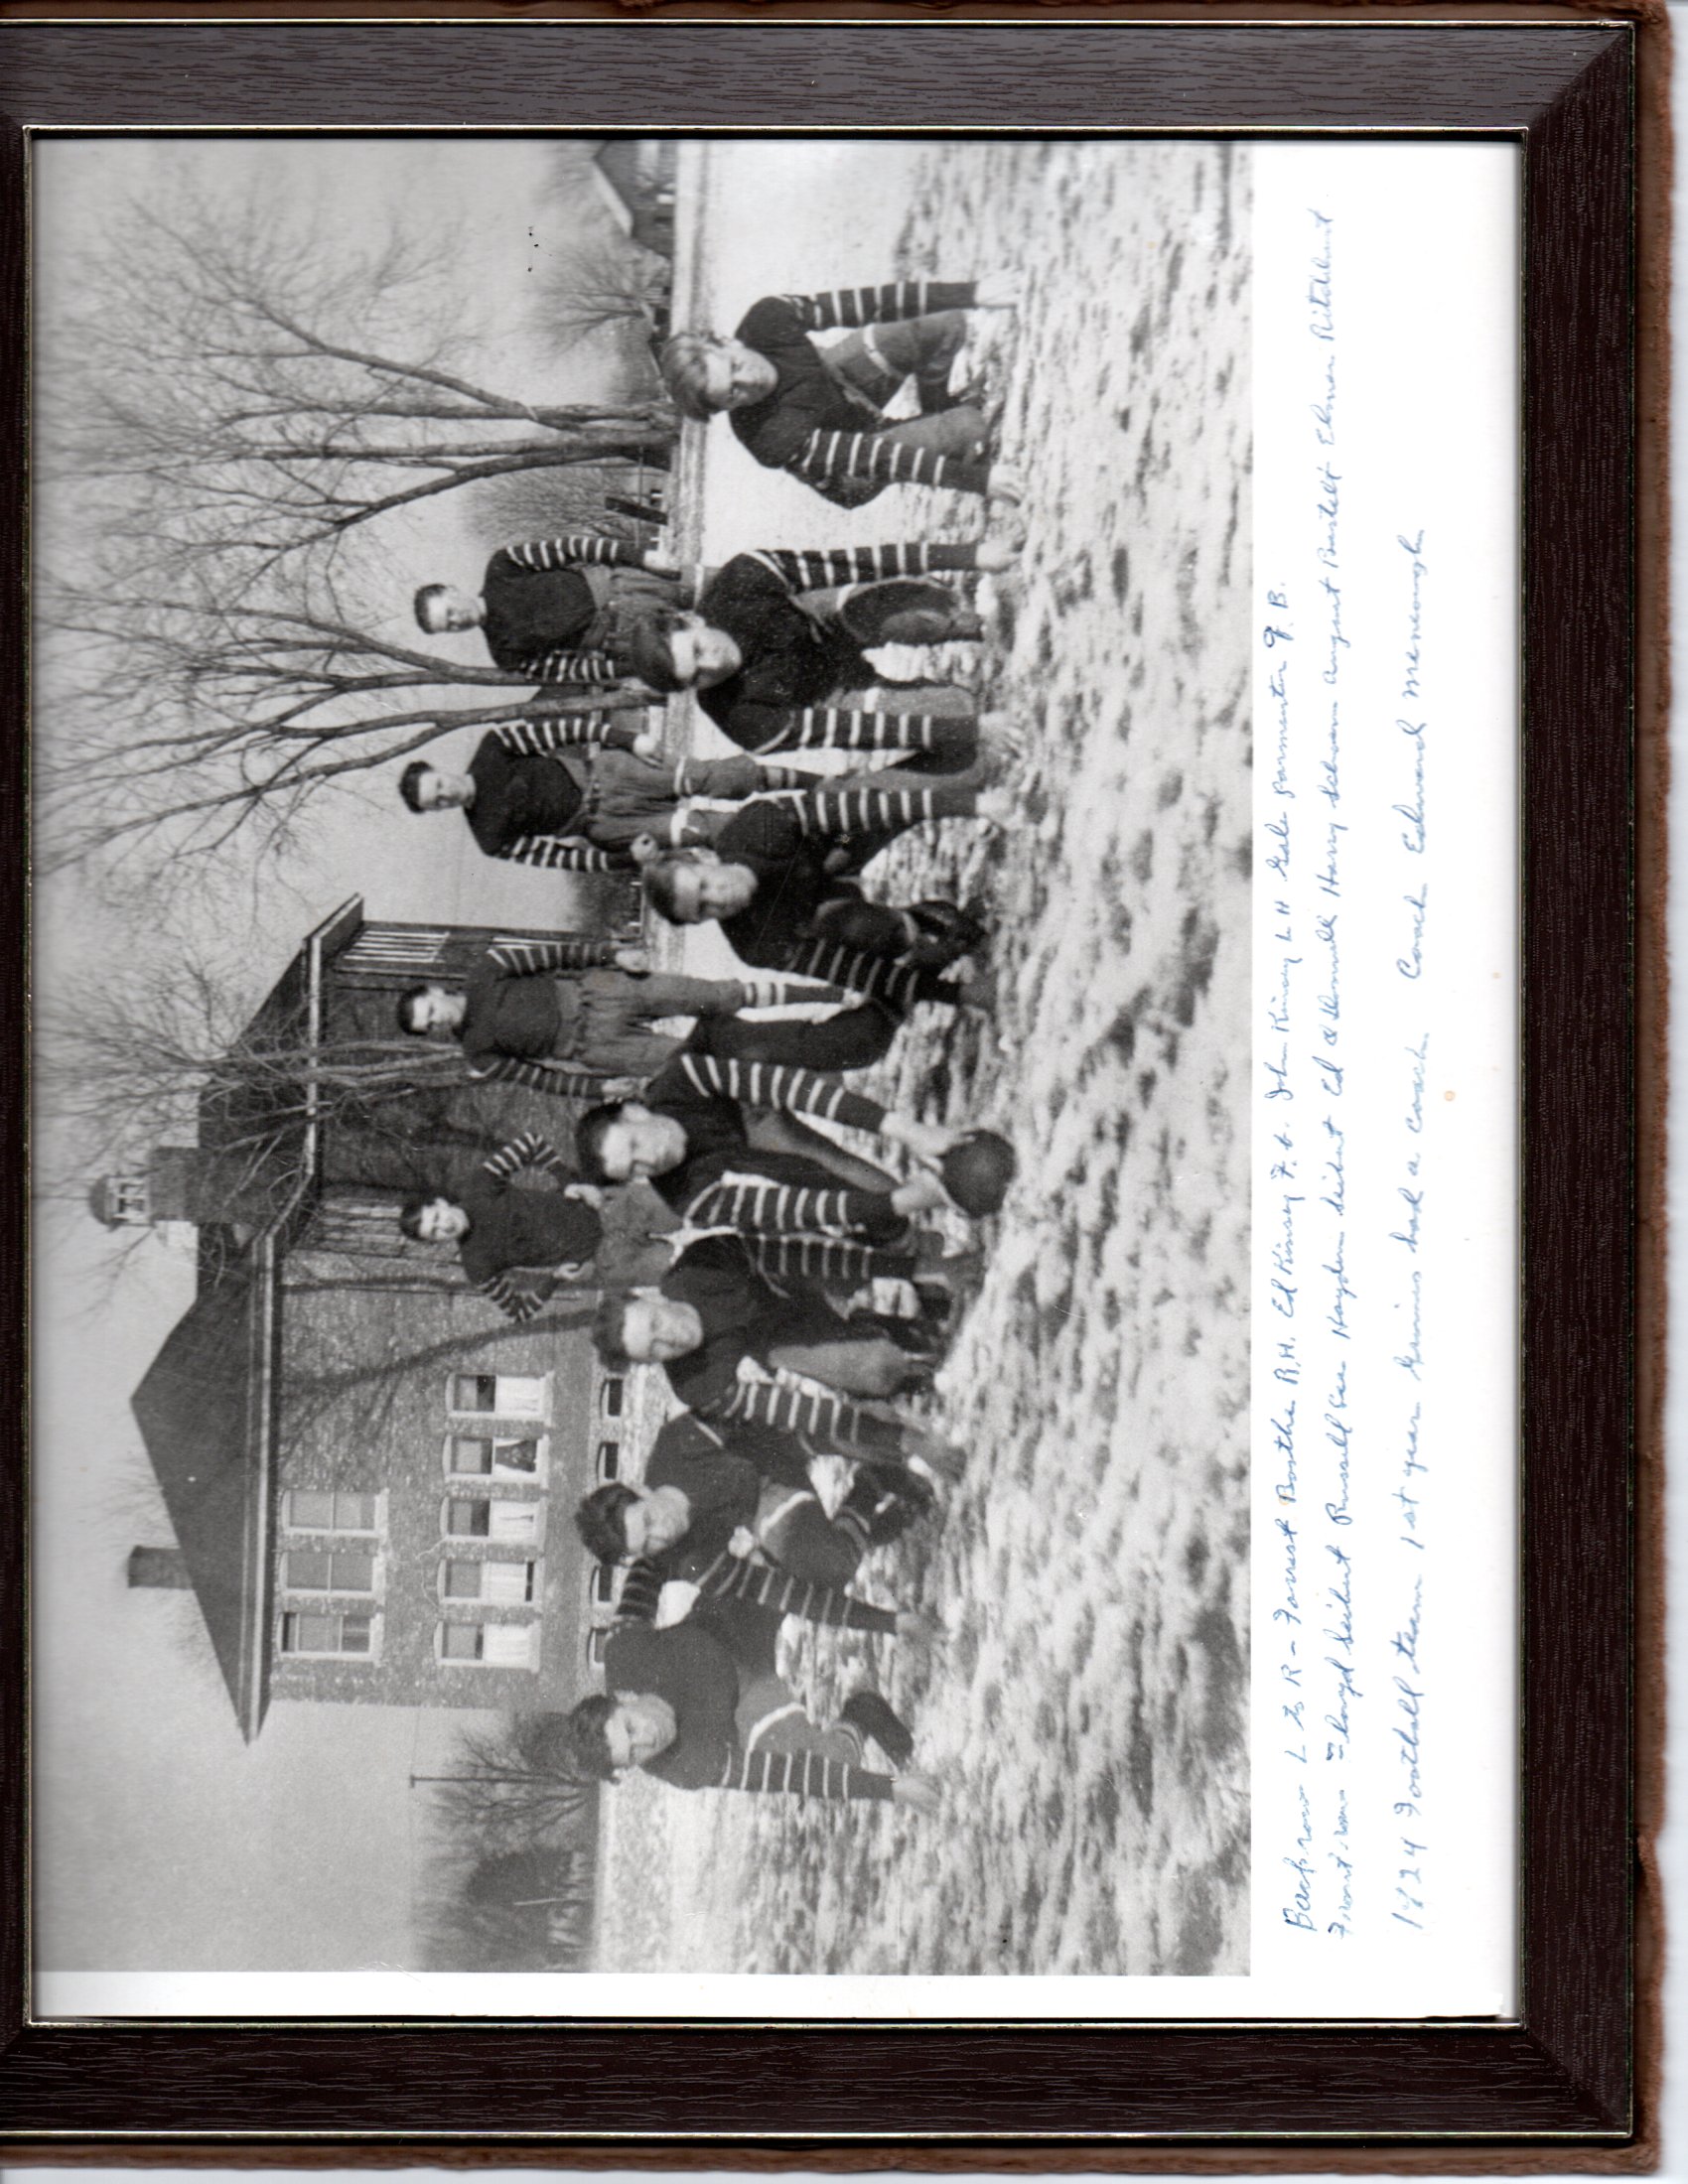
[458,1165,602,1293]
[658,1236,855,1418]
[729,297,889,469]
[466,733,587,854]
[640,1103,871,1228]
[452,938,624,1074]
[632,1416,898,1635]
[635,1053,749,1214]
[481,549,603,675]
[642,1421,764,1578]
[695,555,870,749]
[603,1589,896,1798]
[634,1049,901,1238]
[692,542,979,754]
[603,1620,742,1791]
[728,284,979,483]
[646,1411,815,1502]
[710,801,854,969]
[459,956,569,1064]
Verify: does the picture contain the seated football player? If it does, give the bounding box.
[592,1235,966,1486]
[564,1567,939,1810]
[574,1410,935,1632]
[636,777,1018,1014]
[573,1048,992,1266]
[659,272,1022,511]
[622,536,1024,762]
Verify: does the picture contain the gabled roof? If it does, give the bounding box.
[125,899,358,1738]
[129,1245,279,1738]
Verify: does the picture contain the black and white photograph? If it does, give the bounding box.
[32,127,1255,1999]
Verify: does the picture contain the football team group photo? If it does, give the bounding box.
[34,133,1254,1983]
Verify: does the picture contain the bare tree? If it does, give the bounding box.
[425,1712,600,1859]
[416,1839,600,1972]
[474,458,652,544]
[530,230,671,358]
[45,191,675,570]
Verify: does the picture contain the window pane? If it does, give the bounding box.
[453,1375,496,1413]
[443,1560,483,1599]
[447,1502,491,1538]
[440,1623,483,1662]
[333,1493,377,1532]
[284,1551,334,1592]
[489,1504,537,1544]
[492,1437,541,1478]
[601,1380,625,1419]
[483,1561,535,1606]
[586,1628,610,1666]
[450,1438,492,1476]
[591,1565,618,1606]
[492,1376,546,1420]
[284,1491,337,1531]
[483,1624,538,1670]
[596,1441,620,1481]
[281,1612,336,1655]
[340,1613,372,1655]
[330,1553,374,1593]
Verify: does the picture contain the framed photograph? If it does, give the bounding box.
[0,6,1652,2162]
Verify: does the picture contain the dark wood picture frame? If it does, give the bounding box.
[0,11,1650,2164]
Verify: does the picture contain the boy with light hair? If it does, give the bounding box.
[659,273,1023,511]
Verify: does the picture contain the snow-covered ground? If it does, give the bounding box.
[597,138,1252,1979]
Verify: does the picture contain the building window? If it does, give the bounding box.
[279,1610,374,1658]
[282,1549,376,1595]
[600,1378,625,1420]
[440,1559,538,1605]
[596,1440,621,1482]
[444,1499,542,1545]
[110,1177,150,1222]
[586,1627,611,1667]
[282,1490,379,1534]
[444,1433,548,1484]
[441,1560,482,1600]
[437,1621,539,1671]
[449,1372,549,1421]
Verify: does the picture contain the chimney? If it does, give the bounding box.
[127,1546,192,1591]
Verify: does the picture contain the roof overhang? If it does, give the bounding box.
[234,894,361,1735]
[233,1232,279,1740]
